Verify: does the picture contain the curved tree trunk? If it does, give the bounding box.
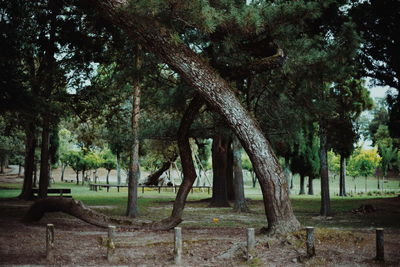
[150,95,204,229]
[232,136,249,212]
[19,121,36,200]
[144,155,177,186]
[83,0,300,234]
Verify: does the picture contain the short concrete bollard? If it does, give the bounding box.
[46,224,54,261]
[107,225,116,262]
[174,227,183,265]
[306,227,315,257]
[376,228,384,261]
[247,228,255,261]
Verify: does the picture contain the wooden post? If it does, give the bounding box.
[376,228,384,261]
[46,224,54,261]
[174,227,183,265]
[107,225,116,262]
[247,228,255,261]
[306,227,315,257]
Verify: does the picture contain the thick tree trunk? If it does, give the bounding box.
[308,175,314,195]
[19,121,36,200]
[144,155,177,186]
[299,175,305,195]
[210,132,230,207]
[83,0,300,234]
[127,44,142,218]
[232,136,249,212]
[319,123,331,216]
[339,156,346,196]
[39,115,50,198]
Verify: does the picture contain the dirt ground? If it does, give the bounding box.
[1,173,400,266]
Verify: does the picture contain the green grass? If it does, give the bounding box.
[1,177,399,230]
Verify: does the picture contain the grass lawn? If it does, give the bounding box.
[1,176,399,230]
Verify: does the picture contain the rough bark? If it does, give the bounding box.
[39,115,50,198]
[339,156,347,196]
[232,136,249,212]
[210,132,230,207]
[19,121,36,200]
[82,0,300,234]
[126,44,142,218]
[144,155,177,186]
[319,123,331,216]
[308,175,314,195]
[299,175,305,195]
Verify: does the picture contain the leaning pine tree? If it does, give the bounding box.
[81,0,301,234]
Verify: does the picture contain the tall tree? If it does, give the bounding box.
[83,0,300,233]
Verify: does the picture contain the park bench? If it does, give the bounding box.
[32,188,72,198]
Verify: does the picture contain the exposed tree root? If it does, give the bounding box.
[23,198,181,230]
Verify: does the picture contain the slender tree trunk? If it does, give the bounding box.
[39,115,50,198]
[251,171,257,188]
[339,156,346,196]
[232,136,249,212]
[76,171,79,185]
[149,95,205,229]
[308,175,314,195]
[127,44,142,218]
[284,159,291,194]
[60,164,66,182]
[106,170,110,184]
[319,122,331,216]
[33,164,38,188]
[365,176,367,193]
[226,138,234,201]
[116,152,121,185]
[18,165,22,177]
[19,121,36,200]
[144,155,177,186]
[81,170,85,185]
[210,132,230,207]
[299,175,305,195]
[85,0,299,233]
